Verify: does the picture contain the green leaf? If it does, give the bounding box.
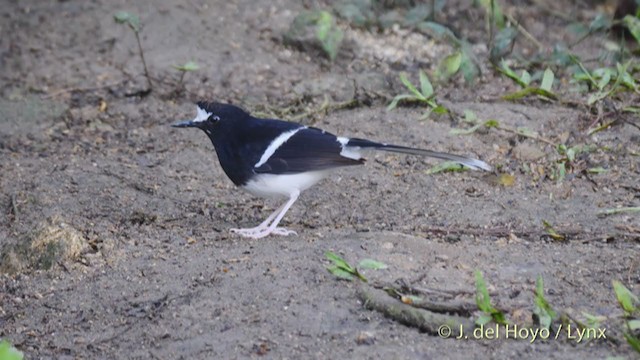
[419,70,434,98]
[450,123,483,135]
[415,21,457,41]
[426,161,466,174]
[593,67,613,90]
[325,251,369,281]
[587,91,607,105]
[0,340,23,360]
[629,319,640,331]
[588,13,611,32]
[325,251,353,271]
[386,94,415,111]
[463,109,477,123]
[582,312,603,328]
[399,72,425,100]
[613,280,639,314]
[173,61,200,72]
[616,62,636,90]
[624,332,640,354]
[497,60,527,88]
[587,167,607,174]
[533,276,557,330]
[598,207,640,217]
[432,105,449,114]
[520,71,532,87]
[327,265,355,280]
[314,11,343,61]
[543,220,565,241]
[358,259,388,270]
[502,87,558,101]
[459,43,480,83]
[474,270,507,325]
[114,11,140,32]
[321,28,343,61]
[556,144,567,155]
[569,54,597,88]
[475,270,492,312]
[540,68,555,92]
[316,11,332,41]
[437,52,462,80]
[623,15,640,43]
[484,119,500,128]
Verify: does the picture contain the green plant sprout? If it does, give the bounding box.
[286,10,343,61]
[497,60,557,101]
[533,276,557,330]
[435,51,463,81]
[387,70,448,119]
[475,270,507,325]
[571,61,638,106]
[315,11,343,61]
[612,281,640,354]
[114,11,153,92]
[553,143,598,182]
[325,251,387,282]
[622,15,640,43]
[542,220,566,241]
[173,61,200,88]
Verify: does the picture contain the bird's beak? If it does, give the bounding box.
[171,120,197,128]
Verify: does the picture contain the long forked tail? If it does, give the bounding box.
[345,138,493,172]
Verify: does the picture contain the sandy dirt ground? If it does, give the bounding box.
[1,0,639,359]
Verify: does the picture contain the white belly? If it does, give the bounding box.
[242,171,329,198]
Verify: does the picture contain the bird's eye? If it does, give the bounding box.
[210,115,220,122]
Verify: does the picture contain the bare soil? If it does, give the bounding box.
[1,0,639,359]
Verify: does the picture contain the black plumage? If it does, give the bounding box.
[172,101,491,239]
[254,127,364,174]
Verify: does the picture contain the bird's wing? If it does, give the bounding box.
[254,127,364,174]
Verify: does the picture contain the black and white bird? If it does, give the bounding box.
[173,102,492,239]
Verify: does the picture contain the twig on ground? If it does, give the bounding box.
[41,80,127,99]
[417,225,639,241]
[505,13,544,51]
[357,284,476,334]
[495,124,556,145]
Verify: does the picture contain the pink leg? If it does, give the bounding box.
[230,191,300,239]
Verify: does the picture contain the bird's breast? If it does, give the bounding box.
[241,171,330,198]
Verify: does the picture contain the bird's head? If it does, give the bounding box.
[172,101,249,133]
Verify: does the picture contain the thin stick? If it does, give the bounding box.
[357,285,476,335]
[505,13,544,51]
[496,124,556,145]
[41,80,126,99]
[134,31,153,91]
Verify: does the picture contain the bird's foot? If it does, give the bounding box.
[230,226,297,239]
